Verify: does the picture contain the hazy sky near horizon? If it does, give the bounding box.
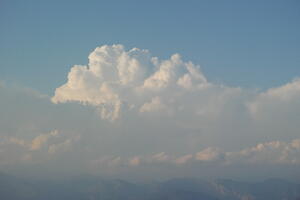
[1,1,300,181]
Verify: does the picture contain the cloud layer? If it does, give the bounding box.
[1,45,300,180]
[91,138,300,167]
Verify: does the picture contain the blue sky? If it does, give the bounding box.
[1,0,299,94]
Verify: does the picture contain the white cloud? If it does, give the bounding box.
[30,130,58,150]
[48,136,78,154]
[195,147,224,161]
[139,96,166,113]
[175,154,193,164]
[1,130,79,164]
[90,138,300,168]
[248,78,300,118]
[226,139,300,165]
[52,45,208,121]
[6,130,59,151]
[141,54,207,90]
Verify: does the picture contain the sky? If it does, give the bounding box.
[0,0,300,181]
[1,0,300,93]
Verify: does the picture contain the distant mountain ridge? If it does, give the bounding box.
[0,173,299,200]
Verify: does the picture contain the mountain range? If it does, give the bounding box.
[1,173,299,200]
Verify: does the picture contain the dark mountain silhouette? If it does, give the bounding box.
[0,173,299,200]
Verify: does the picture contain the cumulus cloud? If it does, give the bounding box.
[7,130,59,151]
[30,130,58,150]
[226,139,300,165]
[175,154,194,164]
[139,96,167,113]
[89,138,300,168]
[1,129,79,166]
[48,136,79,154]
[195,147,224,162]
[248,78,300,118]
[52,44,209,121]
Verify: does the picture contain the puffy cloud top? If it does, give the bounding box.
[52,44,208,121]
